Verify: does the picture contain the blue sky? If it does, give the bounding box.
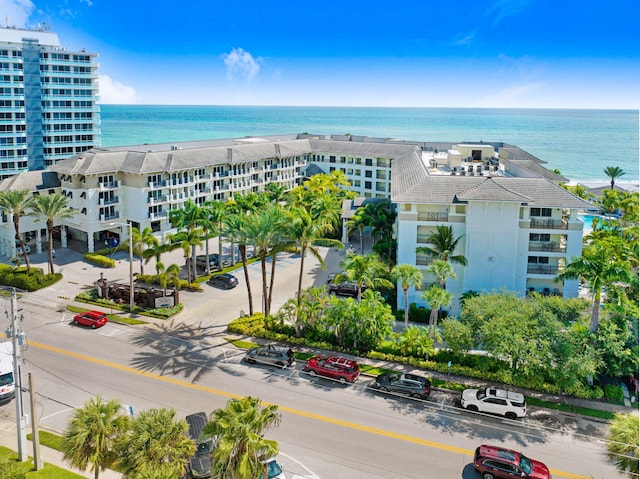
[3,0,639,108]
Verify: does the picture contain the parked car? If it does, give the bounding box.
[460,387,526,419]
[194,254,220,271]
[185,412,213,479]
[372,372,431,399]
[328,282,359,297]
[303,355,360,383]
[261,457,286,479]
[473,444,551,479]
[245,345,294,368]
[15,241,31,255]
[207,273,238,289]
[72,311,108,329]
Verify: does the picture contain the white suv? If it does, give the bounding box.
[460,387,527,419]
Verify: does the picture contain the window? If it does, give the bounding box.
[529,233,550,242]
[365,181,372,189]
[530,208,552,217]
[365,170,372,178]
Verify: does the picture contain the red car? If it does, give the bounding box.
[474,444,552,479]
[303,355,360,383]
[73,311,108,329]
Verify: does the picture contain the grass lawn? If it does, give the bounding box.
[0,446,85,478]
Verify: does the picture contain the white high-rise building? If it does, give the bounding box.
[0,25,100,178]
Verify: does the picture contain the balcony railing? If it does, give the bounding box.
[99,196,119,206]
[148,180,167,188]
[528,242,566,253]
[99,212,120,221]
[527,265,560,275]
[147,195,168,204]
[99,180,120,190]
[530,218,568,230]
[417,213,449,222]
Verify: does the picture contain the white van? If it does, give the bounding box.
[0,341,15,402]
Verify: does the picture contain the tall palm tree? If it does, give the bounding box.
[288,205,342,316]
[345,207,367,254]
[167,228,203,283]
[224,212,255,315]
[156,262,181,294]
[239,204,289,316]
[338,252,393,301]
[556,241,632,332]
[168,200,204,281]
[428,259,456,288]
[202,397,281,479]
[117,408,195,479]
[0,189,35,269]
[416,224,467,267]
[29,193,76,274]
[604,166,626,190]
[131,226,157,275]
[422,284,453,339]
[62,396,131,479]
[391,264,423,329]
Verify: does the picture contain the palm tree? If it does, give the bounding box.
[117,408,195,479]
[556,241,632,332]
[396,325,434,359]
[345,208,367,254]
[391,264,423,329]
[288,205,342,315]
[29,193,76,274]
[338,252,393,301]
[607,412,639,478]
[156,262,181,294]
[224,212,255,315]
[422,284,453,339]
[202,397,281,479]
[604,166,625,190]
[416,224,467,267]
[0,189,35,269]
[131,227,157,275]
[62,396,131,479]
[168,200,204,281]
[166,228,203,283]
[428,259,456,288]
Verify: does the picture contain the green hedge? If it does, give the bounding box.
[0,264,62,291]
[84,252,115,268]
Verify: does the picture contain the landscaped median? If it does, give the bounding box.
[0,444,85,479]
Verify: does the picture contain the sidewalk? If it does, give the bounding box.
[0,411,122,478]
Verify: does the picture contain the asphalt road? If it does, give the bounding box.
[0,241,624,478]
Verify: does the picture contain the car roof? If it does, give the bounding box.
[477,444,520,464]
[488,388,525,402]
[82,311,107,319]
[185,412,208,440]
[326,356,358,367]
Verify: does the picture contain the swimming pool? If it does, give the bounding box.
[579,214,614,230]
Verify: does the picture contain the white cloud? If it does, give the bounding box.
[1,0,35,27]
[98,74,137,104]
[488,0,533,25]
[223,48,261,82]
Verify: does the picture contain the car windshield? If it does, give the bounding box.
[266,460,283,477]
[519,455,532,474]
[0,372,13,386]
[476,389,487,400]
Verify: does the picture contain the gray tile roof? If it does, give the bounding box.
[455,178,533,202]
[52,139,314,176]
[0,170,60,192]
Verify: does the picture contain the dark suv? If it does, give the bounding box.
[185,412,213,479]
[328,282,359,297]
[372,372,431,399]
[244,345,294,368]
[207,273,238,289]
[473,444,551,479]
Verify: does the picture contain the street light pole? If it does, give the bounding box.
[110,222,134,312]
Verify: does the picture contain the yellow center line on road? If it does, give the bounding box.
[30,340,588,479]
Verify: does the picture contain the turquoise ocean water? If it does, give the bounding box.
[99,105,639,186]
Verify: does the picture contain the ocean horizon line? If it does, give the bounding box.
[98,104,639,113]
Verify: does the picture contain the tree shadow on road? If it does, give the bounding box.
[129,319,228,383]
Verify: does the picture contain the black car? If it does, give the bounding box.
[328,282,359,297]
[245,345,294,368]
[185,412,213,479]
[207,273,238,289]
[372,372,431,399]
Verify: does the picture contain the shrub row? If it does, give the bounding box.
[228,314,605,400]
[84,252,115,268]
[0,264,62,291]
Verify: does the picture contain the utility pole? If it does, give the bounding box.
[9,288,27,461]
[29,373,42,470]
